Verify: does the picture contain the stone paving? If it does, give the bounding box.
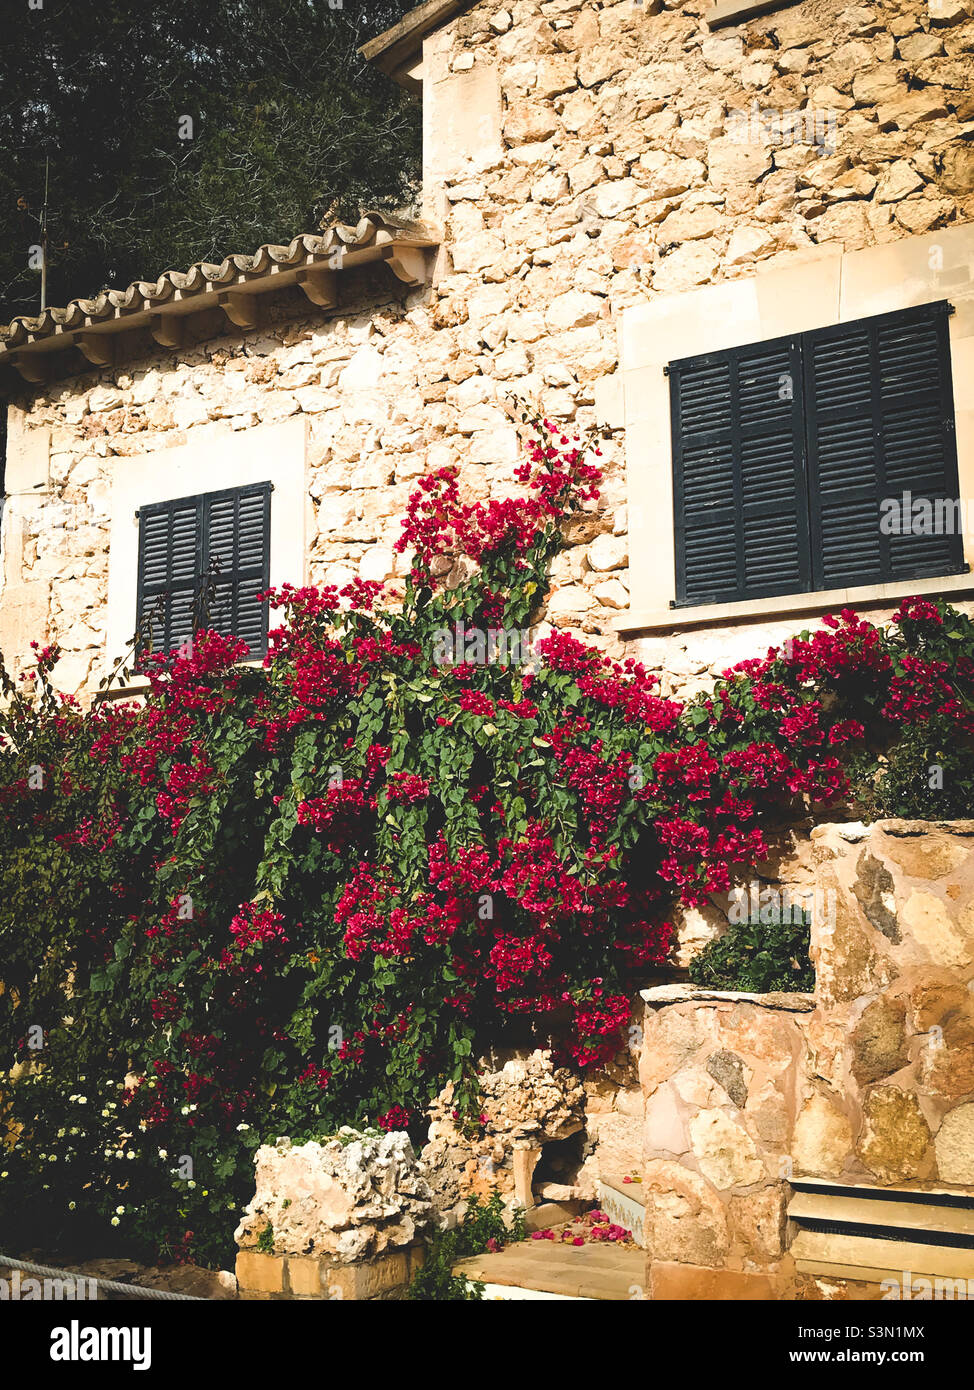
[454,1238,644,1300]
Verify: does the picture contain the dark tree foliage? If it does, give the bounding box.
[0,0,421,322]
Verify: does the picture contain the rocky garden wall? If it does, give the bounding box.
[639,818,974,1299]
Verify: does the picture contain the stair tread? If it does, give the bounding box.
[454,1239,644,1300]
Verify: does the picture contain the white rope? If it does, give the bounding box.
[0,1253,206,1300]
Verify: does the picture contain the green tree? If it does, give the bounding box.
[0,0,420,323]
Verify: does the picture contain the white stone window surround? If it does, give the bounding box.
[617,225,974,636]
[707,0,803,31]
[105,415,309,674]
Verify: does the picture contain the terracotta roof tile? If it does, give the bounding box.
[1,212,438,372]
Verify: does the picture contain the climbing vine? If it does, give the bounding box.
[0,418,972,1265]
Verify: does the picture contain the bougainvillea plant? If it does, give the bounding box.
[0,417,972,1265]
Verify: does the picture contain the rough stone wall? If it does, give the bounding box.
[421,1048,588,1216]
[4,0,974,697]
[420,1045,645,1220]
[639,819,974,1297]
[235,1129,435,1261]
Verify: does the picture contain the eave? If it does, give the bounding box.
[0,215,440,385]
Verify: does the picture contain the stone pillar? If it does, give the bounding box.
[234,1129,434,1301]
[639,985,815,1300]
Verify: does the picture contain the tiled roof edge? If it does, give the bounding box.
[1,212,438,362]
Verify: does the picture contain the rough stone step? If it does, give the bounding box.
[525,1199,587,1231]
[600,1174,645,1205]
[597,1176,646,1248]
[454,1239,645,1300]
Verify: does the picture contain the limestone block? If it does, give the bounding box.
[895,197,952,234]
[131,370,162,406]
[588,532,627,571]
[728,1185,787,1261]
[653,243,719,294]
[636,151,706,200]
[725,225,778,265]
[812,878,893,1006]
[545,290,603,331]
[872,159,928,201]
[358,545,396,582]
[689,1109,764,1188]
[935,1103,974,1184]
[792,1092,854,1177]
[644,1082,689,1156]
[546,584,596,619]
[338,346,384,392]
[561,89,599,133]
[901,891,971,970]
[658,204,722,244]
[5,408,50,494]
[88,385,125,413]
[851,997,909,1085]
[917,1013,974,1100]
[450,230,506,274]
[235,1251,285,1295]
[591,578,629,608]
[577,43,627,88]
[857,1086,932,1182]
[425,64,503,185]
[928,0,971,27]
[535,53,578,98]
[643,1159,729,1266]
[504,100,560,145]
[941,144,974,195]
[171,396,209,430]
[852,65,907,106]
[706,136,772,192]
[879,828,971,881]
[877,88,949,128]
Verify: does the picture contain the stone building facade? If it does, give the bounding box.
[1,0,974,701]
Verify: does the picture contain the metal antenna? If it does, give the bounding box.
[39,156,49,312]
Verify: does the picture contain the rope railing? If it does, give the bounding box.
[0,1253,206,1300]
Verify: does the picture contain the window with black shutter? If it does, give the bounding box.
[668,301,965,607]
[136,481,271,662]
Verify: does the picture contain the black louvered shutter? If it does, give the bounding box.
[136,482,271,663]
[203,484,272,657]
[136,496,200,658]
[670,334,811,605]
[804,302,963,589]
